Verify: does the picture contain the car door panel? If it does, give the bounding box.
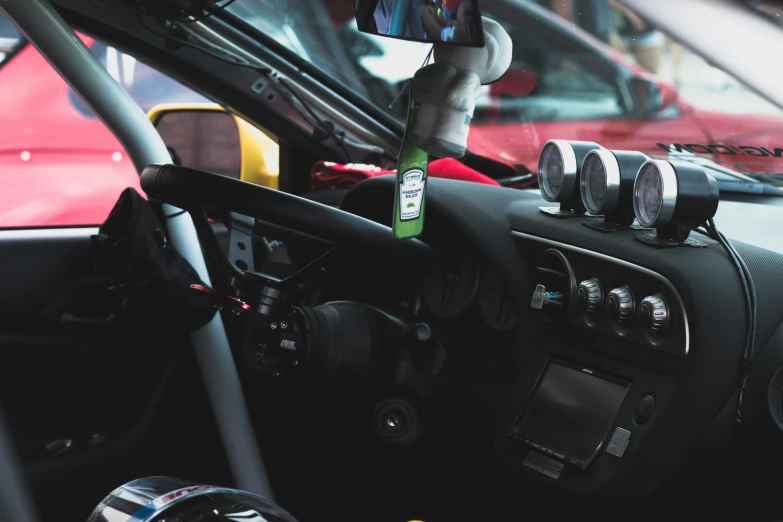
[0,227,232,522]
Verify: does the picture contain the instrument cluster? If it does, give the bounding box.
[421,241,516,333]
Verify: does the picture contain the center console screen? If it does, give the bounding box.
[510,361,630,469]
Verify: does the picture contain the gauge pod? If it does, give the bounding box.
[537,139,601,217]
[633,159,720,246]
[580,149,649,231]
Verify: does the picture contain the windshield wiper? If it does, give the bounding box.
[660,148,783,197]
[715,178,783,196]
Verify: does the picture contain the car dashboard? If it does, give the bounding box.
[331,174,783,521]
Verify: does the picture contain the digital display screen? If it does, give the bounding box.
[511,362,629,468]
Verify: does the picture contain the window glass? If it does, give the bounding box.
[0,28,252,229]
[68,41,210,117]
[227,0,783,190]
[474,5,624,123]
[0,14,22,65]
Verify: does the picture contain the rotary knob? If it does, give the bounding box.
[606,286,635,323]
[576,278,603,314]
[639,294,669,333]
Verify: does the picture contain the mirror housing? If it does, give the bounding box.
[658,81,679,111]
[147,104,279,189]
[629,76,678,117]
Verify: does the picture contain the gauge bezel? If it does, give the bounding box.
[422,249,481,319]
[538,139,578,202]
[633,159,678,227]
[579,149,621,214]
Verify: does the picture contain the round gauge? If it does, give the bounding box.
[537,140,577,202]
[635,164,662,225]
[580,149,621,214]
[478,268,516,332]
[633,160,677,227]
[423,254,480,319]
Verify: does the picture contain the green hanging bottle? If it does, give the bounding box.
[392,89,429,240]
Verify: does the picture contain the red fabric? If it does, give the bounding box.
[430,157,501,185]
[310,158,500,191]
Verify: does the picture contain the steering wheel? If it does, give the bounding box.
[140,163,433,269]
[143,164,453,451]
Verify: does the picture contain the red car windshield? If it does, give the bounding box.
[225,0,783,195]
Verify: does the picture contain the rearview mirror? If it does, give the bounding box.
[354,0,485,46]
[147,104,280,190]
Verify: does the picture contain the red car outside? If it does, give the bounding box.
[0,28,206,228]
[468,0,783,187]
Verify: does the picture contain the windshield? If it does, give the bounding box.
[225,0,783,195]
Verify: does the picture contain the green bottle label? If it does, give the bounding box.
[393,89,429,239]
[399,169,425,221]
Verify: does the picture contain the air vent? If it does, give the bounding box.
[534,249,577,318]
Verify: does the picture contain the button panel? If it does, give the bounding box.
[605,427,631,458]
[514,232,690,357]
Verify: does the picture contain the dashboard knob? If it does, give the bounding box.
[639,294,669,333]
[606,286,635,323]
[576,278,603,314]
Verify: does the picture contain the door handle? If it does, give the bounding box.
[39,275,121,323]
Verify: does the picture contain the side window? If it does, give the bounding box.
[0,28,261,229]
[68,40,210,117]
[474,4,625,123]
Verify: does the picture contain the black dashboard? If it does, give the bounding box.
[339,175,783,521]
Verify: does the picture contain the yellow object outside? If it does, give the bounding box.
[146,103,280,190]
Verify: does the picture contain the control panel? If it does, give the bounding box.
[497,341,677,491]
[516,232,689,357]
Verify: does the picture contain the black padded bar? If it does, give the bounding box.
[140,164,433,263]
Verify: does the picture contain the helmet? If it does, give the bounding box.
[88,477,299,522]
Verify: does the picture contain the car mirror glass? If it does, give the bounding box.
[154,110,242,179]
[354,0,486,47]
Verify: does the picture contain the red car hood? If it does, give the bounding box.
[690,107,783,147]
[0,151,140,228]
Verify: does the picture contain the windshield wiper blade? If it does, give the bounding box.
[715,180,783,196]
[661,148,783,197]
